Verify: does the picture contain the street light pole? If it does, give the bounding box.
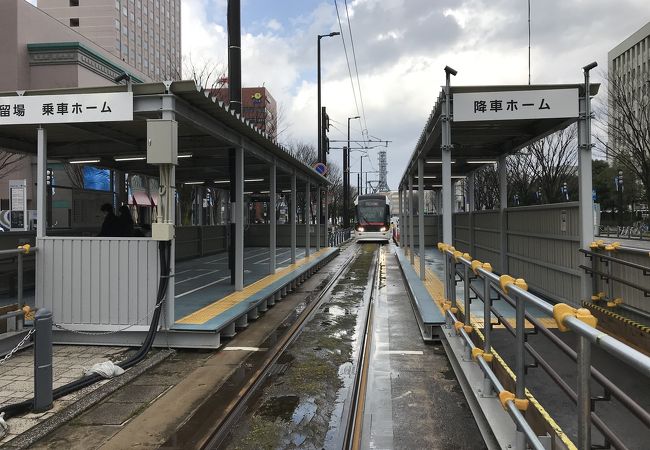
[317,32,340,164]
[344,116,360,228]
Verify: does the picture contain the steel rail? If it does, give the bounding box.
[200,246,364,450]
[580,248,650,273]
[580,264,650,297]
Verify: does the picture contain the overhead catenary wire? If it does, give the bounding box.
[334,0,362,130]
[344,0,370,142]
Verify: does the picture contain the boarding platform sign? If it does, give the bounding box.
[0,92,133,125]
[453,88,578,122]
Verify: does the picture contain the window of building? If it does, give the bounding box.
[122,25,127,35]
[137,18,141,27]
[70,0,79,6]
[130,12,134,21]
[70,18,79,27]
[123,6,127,16]
[115,19,120,29]
[116,0,120,9]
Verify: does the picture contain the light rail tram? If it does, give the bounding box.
[354,194,391,242]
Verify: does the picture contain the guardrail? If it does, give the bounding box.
[598,225,650,241]
[439,242,650,450]
[0,245,37,306]
[328,228,352,247]
[580,241,650,322]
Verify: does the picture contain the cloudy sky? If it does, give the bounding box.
[34,0,650,188]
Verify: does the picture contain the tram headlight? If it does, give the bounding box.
[380,226,387,232]
[357,226,365,232]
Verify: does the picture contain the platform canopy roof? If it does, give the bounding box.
[0,80,328,192]
[399,83,599,189]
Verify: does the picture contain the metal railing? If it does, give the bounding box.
[440,243,650,450]
[598,225,650,241]
[581,241,650,321]
[328,228,352,247]
[0,245,37,306]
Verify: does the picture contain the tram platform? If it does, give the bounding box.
[397,246,557,332]
[171,246,338,337]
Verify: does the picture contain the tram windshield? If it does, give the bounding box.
[357,199,387,224]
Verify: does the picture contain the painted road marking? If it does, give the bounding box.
[223,347,268,352]
[378,350,424,355]
[175,276,231,299]
[175,269,223,285]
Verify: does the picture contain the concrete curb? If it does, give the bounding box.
[3,349,174,450]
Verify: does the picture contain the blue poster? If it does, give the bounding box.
[83,166,111,191]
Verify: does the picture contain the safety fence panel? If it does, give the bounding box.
[610,249,650,311]
[35,237,160,327]
[453,213,470,253]
[506,203,581,304]
[472,210,501,271]
[412,215,441,248]
[175,225,226,260]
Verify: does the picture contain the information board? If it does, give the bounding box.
[453,89,578,122]
[0,92,133,125]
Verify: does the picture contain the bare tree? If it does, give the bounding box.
[0,150,26,179]
[507,151,536,206]
[596,73,650,207]
[527,126,578,203]
[183,55,228,91]
[473,164,499,210]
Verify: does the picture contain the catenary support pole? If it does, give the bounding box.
[269,162,277,274]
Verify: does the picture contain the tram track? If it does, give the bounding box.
[197,242,378,450]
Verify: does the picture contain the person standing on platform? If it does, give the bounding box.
[98,203,119,237]
[117,205,135,237]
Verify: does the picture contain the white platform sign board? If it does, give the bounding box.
[453,89,578,122]
[0,92,133,125]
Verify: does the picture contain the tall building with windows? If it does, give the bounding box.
[607,21,650,160]
[38,0,181,80]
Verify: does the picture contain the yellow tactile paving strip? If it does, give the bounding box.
[407,250,557,329]
[176,248,330,325]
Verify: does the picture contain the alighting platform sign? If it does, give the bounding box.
[453,89,578,122]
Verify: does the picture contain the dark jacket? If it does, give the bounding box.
[98,212,119,237]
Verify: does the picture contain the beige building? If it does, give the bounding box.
[0,0,151,222]
[38,0,181,80]
[607,21,650,160]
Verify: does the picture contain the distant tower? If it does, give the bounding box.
[377,150,389,191]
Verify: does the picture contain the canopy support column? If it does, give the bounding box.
[441,67,455,247]
[291,171,297,264]
[408,174,415,265]
[467,172,476,256]
[578,62,597,301]
[316,186,321,251]
[305,182,310,258]
[36,127,47,238]
[499,155,508,274]
[269,162,277,274]
[235,146,244,291]
[418,158,425,280]
[398,188,404,248]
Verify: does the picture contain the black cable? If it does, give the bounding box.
[344,0,370,142]
[0,240,172,420]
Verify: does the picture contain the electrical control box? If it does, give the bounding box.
[147,119,178,165]
[152,223,175,241]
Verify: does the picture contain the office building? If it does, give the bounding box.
[38,0,181,80]
[607,21,650,160]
